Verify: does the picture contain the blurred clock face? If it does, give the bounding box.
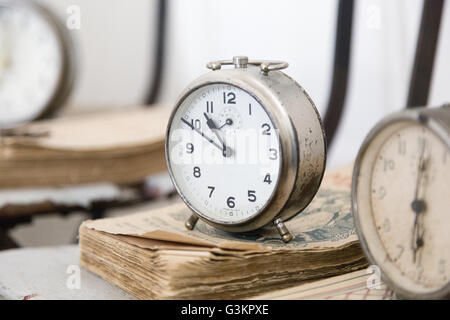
[355,119,450,297]
[369,124,450,291]
[0,2,64,127]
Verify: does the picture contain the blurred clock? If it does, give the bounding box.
[0,0,75,128]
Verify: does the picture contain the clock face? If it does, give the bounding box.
[0,3,64,127]
[361,123,450,293]
[167,83,281,224]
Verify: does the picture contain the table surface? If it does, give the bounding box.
[0,245,391,300]
[0,245,134,300]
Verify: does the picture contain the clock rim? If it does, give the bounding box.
[0,0,75,128]
[33,0,76,122]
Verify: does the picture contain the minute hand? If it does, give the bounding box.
[180,118,224,155]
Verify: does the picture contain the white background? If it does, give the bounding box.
[36,0,450,169]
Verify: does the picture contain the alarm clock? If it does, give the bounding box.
[0,0,75,128]
[165,56,326,242]
[352,104,450,299]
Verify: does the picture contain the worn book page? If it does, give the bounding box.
[252,269,393,300]
[85,165,357,251]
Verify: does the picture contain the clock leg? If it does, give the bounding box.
[273,218,294,243]
[185,214,199,230]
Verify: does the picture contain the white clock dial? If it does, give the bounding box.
[370,124,450,291]
[167,83,281,224]
[0,3,64,127]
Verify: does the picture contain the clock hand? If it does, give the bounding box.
[180,117,225,156]
[203,112,232,157]
[412,214,425,263]
[411,142,428,263]
[218,118,233,130]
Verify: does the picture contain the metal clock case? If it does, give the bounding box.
[352,104,450,299]
[165,56,326,242]
[0,0,76,128]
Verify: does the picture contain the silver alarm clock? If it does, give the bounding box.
[165,56,326,242]
[352,104,450,299]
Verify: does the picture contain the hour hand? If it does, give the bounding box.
[203,113,232,157]
[412,218,425,263]
[203,112,218,130]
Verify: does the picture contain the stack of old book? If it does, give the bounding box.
[0,106,170,188]
[79,165,368,299]
[0,106,170,217]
